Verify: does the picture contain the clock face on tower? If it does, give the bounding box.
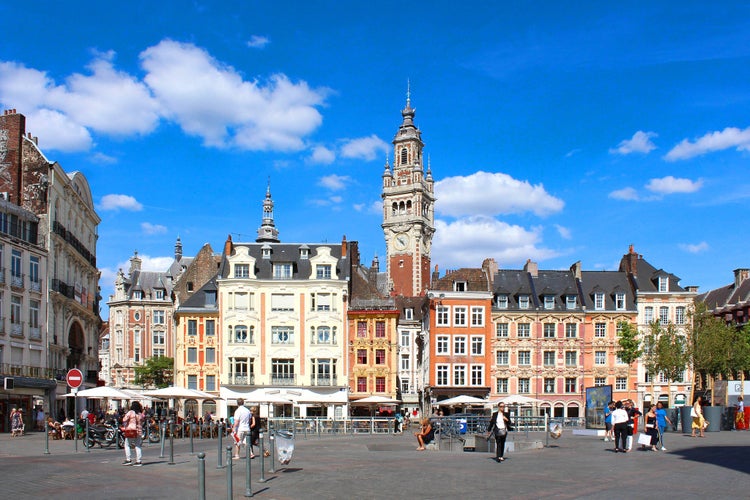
[394,232,410,251]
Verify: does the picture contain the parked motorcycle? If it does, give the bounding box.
[142,418,161,443]
[84,419,124,449]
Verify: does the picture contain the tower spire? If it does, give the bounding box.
[406,79,411,108]
[256,179,280,243]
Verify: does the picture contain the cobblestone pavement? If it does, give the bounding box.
[0,428,748,499]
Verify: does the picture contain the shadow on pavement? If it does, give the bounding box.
[670,446,750,475]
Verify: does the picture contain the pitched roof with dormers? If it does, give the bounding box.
[581,271,637,310]
[431,268,491,292]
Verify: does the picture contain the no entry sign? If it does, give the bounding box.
[66,368,83,389]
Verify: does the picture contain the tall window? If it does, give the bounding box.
[454,306,467,326]
[437,306,449,326]
[496,323,509,338]
[153,310,165,325]
[206,320,215,336]
[544,378,555,393]
[659,307,669,324]
[518,378,530,393]
[153,330,165,347]
[518,295,530,309]
[543,351,555,366]
[496,378,508,393]
[400,354,410,370]
[658,276,669,292]
[206,348,216,364]
[436,365,449,385]
[565,377,577,393]
[470,336,484,355]
[234,263,249,278]
[357,321,367,338]
[315,326,332,344]
[375,377,386,393]
[594,323,606,338]
[233,325,249,343]
[543,323,556,338]
[518,350,531,365]
[615,293,626,310]
[615,377,627,391]
[470,306,484,326]
[565,323,577,338]
[357,377,367,392]
[595,351,606,365]
[496,295,509,309]
[10,295,21,329]
[566,295,577,310]
[187,375,197,389]
[29,299,40,338]
[29,256,39,288]
[11,249,22,279]
[375,349,385,364]
[544,296,554,309]
[206,375,216,392]
[453,365,466,385]
[453,336,466,355]
[188,347,197,363]
[436,336,449,354]
[375,321,386,338]
[675,306,686,325]
[594,292,604,310]
[404,308,413,320]
[188,320,197,336]
[496,350,509,365]
[471,365,483,385]
[271,359,295,383]
[517,323,531,338]
[400,331,410,347]
[565,351,577,366]
[644,306,654,323]
[357,349,367,364]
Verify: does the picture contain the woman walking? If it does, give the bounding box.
[122,401,144,467]
[611,401,629,453]
[486,402,511,462]
[654,402,672,450]
[691,396,706,438]
[644,406,659,451]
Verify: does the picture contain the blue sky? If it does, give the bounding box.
[2,2,749,317]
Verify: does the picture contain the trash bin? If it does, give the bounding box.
[703,406,723,432]
[666,408,679,432]
[680,405,693,433]
[275,430,295,465]
[458,419,467,434]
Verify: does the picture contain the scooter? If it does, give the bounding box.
[84,419,124,449]
[142,418,161,443]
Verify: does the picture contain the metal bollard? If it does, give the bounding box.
[545,414,549,448]
[258,432,266,483]
[226,446,233,500]
[168,419,175,465]
[217,423,225,469]
[159,420,166,458]
[86,418,90,452]
[44,420,50,455]
[269,430,276,473]
[197,452,206,500]
[190,423,195,454]
[244,432,253,497]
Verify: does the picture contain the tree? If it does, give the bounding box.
[134,357,174,388]
[642,321,689,395]
[689,302,736,387]
[617,321,642,398]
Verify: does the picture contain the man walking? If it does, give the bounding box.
[232,398,251,460]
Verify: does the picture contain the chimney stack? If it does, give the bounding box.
[223,234,234,257]
[524,259,538,277]
[734,268,749,289]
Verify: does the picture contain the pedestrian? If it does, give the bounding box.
[654,402,672,450]
[394,411,403,434]
[625,399,641,451]
[121,401,144,467]
[734,396,744,430]
[249,406,260,459]
[611,401,629,453]
[232,398,251,459]
[11,408,24,437]
[603,401,614,442]
[644,406,659,451]
[486,402,511,462]
[691,396,706,438]
[414,417,434,451]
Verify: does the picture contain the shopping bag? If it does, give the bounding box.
[637,433,651,446]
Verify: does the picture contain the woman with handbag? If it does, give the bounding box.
[644,406,659,451]
[121,401,144,467]
[486,402,511,462]
[691,396,706,438]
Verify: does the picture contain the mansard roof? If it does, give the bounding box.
[124,269,173,299]
[580,271,636,310]
[219,242,352,282]
[432,268,491,292]
[630,258,686,293]
[697,275,750,311]
[177,276,219,312]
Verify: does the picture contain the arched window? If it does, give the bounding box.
[400,148,408,164]
[399,202,405,214]
[235,325,248,343]
[392,202,398,215]
[406,200,412,214]
[317,326,331,344]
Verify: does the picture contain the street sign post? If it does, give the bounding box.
[66,368,83,389]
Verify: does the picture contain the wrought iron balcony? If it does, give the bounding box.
[271,375,296,386]
[311,375,337,386]
[227,374,254,385]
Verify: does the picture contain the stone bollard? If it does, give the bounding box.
[44,420,50,455]
[160,420,166,458]
[258,432,266,483]
[269,430,276,473]
[244,432,253,497]
[197,452,206,500]
[190,423,195,454]
[85,418,90,452]
[168,419,175,465]
[217,423,225,469]
[226,446,233,500]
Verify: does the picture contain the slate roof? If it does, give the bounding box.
[580,271,636,310]
[697,276,750,310]
[630,258,686,293]
[177,276,219,312]
[123,269,173,299]
[432,268,491,292]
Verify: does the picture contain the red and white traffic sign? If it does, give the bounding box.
[66,368,83,389]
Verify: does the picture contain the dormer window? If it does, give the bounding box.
[594,292,604,310]
[404,308,414,320]
[155,289,164,300]
[133,290,142,300]
[273,263,293,279]
[566,295,577,310]
[615,292,626,310]
[543,296,554,310]
[205,291,217,307]
[316,264,332,279]
[454,281,467,292]
[300,248,309,259]
[496,294,509,309]
[234,263,250,278]
[262,247,271,259]
[518,295,530,310]
[658,276,669,292]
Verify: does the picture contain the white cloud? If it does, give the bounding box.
[609,131,657,155]
[318,174,350,190]
[678,241,709,253]
[99,194,143,211]
[554,224,572,240]
[26,109,93,152]
[435,171,564,218]
[646,176,703,194]
[608,187,640,201]
[431,216,559,269]
[340,135,389,161]
[140,40,327,151]
[141,222,168,235]
[308,145,335,164]
[89,151,117,164]
[665,126,750,161]
[246,35,270,49]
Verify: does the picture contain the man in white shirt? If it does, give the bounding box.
[232,398,251,459]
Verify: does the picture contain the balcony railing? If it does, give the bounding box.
[11,272,24,289]
[227,374,254,385]
[52,220,96,267]
[10,322,23,337]
[0,267,5,284]
[29,279,41,292]
[271,375,296,386]
[310,375,337,386]
[1,363,54,379]
[228,336,254,345]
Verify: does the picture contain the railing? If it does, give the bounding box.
[29,279,41,292]
[10,323,23,336]
[1,363,54,378]
[52,220,96,267]
[0,267,5,284]
[226,374,254,385]
[310,375,337,386]
[271,375,297,385]
[11,272,24,289]
[228,337,254,344]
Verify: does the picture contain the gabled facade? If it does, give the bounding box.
[394,295,427,416]
[427,262,494,413]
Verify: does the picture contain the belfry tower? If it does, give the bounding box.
[381,87,435,296]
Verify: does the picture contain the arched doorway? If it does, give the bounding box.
[67,322,85,369]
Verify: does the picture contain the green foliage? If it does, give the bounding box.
[643,321,689,383]
[617,321,642,366]
[689,302,750,381]
[133,356,174,388]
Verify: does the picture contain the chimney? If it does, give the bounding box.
[685,285,700,293]
[734,268,749,289]
[524,259,538,277]
[482,258,499,288]
[223,234,233,257]
[432,264,440,284]
[619,244,640,275]
[570,261,582,279]
[341,235,347,259]
[128,251,142,276]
